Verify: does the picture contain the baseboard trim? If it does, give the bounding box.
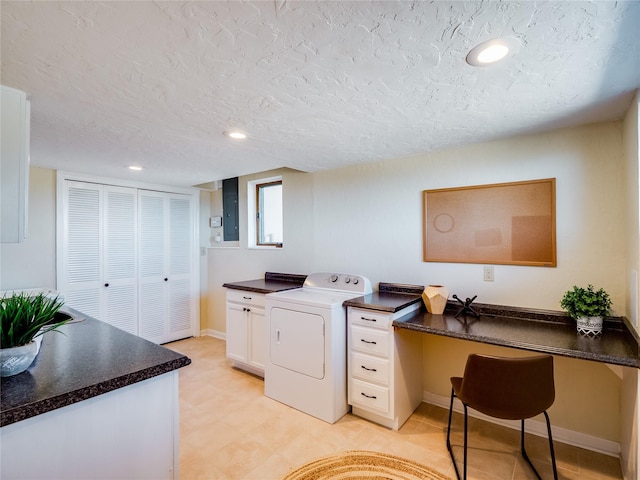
[200,329,225,340]
[423,391,621,458]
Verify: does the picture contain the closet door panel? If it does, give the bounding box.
[138,190,169,343]
[63,182,103,320]
[103,186,137,334]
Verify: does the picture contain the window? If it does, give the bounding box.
[248,176,283,248]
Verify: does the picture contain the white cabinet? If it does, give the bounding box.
[1,85,30,243]
[59,181,138,334]
[347,305,423,430]
[138,190,195,344]
[57,176,198,344]
[225,289,266,377]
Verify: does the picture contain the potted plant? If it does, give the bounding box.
[560,284,612,336]
[0,292,69,376]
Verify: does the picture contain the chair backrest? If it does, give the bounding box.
[458,354,555,420]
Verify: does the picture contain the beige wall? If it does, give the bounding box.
[622,92,639,480]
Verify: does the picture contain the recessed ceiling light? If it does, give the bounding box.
[128,165,143,171]
[466,37,520,66]
[225,131,247,140]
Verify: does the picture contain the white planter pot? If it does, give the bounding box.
[0,341,38,376]
[576,316,603,337]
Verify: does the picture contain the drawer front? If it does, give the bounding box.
[350,378,390,414]
[351,351,389,385]
[226,289,265,307]
[349,308,390,329]
[350,325,390,357]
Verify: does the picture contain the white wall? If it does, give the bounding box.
[0,167,56,291]
[309,123,626,312]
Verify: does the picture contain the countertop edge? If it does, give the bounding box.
[1,356,191,427]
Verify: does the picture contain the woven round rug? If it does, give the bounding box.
[282,450,451,480]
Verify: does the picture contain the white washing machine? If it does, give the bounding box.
[264,272,372,424]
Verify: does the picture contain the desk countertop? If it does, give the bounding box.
[345,283,640,369]
[0,308,191,427]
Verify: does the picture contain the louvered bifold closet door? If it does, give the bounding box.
[138,190,167,343]
[103,186,137,334]
[167,195,193,342]
[62,182,103,319]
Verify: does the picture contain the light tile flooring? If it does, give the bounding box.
[167,336,623,480]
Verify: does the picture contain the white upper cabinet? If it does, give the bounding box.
[1,85,30,243]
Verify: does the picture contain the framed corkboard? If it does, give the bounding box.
[423,178,556,266]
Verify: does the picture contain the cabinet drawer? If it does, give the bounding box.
[351,352,389,385]
[350,325,390,357]
[350,379,389,414]
[226,289,265,307]
[349,308,391,329]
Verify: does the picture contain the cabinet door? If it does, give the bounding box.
[1,86,29,243]
[248,307,265,369]
[226,302,248,363]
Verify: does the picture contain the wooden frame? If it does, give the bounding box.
[423,178,556,266]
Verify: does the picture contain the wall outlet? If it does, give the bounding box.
[483,266,494,282]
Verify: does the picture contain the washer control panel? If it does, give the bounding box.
[303,272,372,294]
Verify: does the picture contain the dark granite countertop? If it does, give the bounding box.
[0,307,191,427]
[223,271,307,294]
[344,282,423,313]
[394,302,640,368]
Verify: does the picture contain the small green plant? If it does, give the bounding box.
[0,293,68,348]
[560,284,612,319]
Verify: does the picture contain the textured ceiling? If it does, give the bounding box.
[1,1,639,188]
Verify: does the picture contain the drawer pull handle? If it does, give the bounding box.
[243,296,252,300]
[361,316,377,322]
[360,339,377,345]
[361,392,377,399]
[361,365,377,372]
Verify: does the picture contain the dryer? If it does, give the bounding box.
[264,272,372,424]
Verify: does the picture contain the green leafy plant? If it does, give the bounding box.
[560,285,612,319]
[0,293,68,348]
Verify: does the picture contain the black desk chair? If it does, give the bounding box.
[446,354,558,480]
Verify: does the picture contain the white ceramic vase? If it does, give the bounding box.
[576,316,603,336]
[0,341,38,377]
[422,285,449,315]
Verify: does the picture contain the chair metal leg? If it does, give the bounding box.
[544,411,559,480]
[446,388,464,480]
[520,414,558,480]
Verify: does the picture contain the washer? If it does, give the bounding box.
[264,272,372,424]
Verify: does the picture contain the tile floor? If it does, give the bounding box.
[167,336,624,480]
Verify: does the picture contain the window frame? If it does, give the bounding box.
[247,175,283,249]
